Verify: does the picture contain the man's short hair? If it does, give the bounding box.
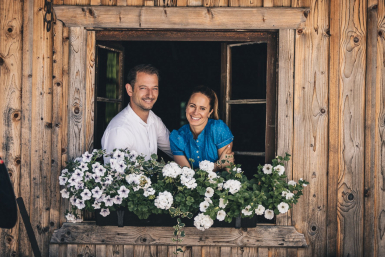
[127,64,160,87]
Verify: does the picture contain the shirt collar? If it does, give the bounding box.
[126,103,155,126]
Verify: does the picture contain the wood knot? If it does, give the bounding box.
[297,29,303,35]
[7,27,13,33]
[50,222,55,227]
[311,226,316,231]
[6,236,13,244]
[0,57,4,66]
[320,108,326,114]
[61,148,66,154]
[81,7,86,12]
[88,8,95,17]
[348,193,354,200]
[15,157,21,165]
[56,82,62,87]
[74,107,80,114]
[379,31,383,37]
[45,122,53,129]
[12,111,21,121]
[353,37,359,43]
[364,188,370,197]
[303,10,309,18]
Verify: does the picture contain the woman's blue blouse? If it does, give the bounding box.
[170,119,234,169]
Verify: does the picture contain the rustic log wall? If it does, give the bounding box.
[1,0,385,256]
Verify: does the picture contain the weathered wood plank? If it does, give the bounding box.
[220,246,231,256]
[123,245,134,256]
[273,0,290,6]
[292,0,329,257]
[203,0,228,7]
[327,0,340,256]
[364,5,378,257]
[258,248,268,257]
[127,0,144,6]
[96,245,106,256]
[167,246,177,257]
[86,31,96,153]
[67,244,77,257]
[336,0,366,256]
[158,245,168,256]
[68,27,87,159]
[0,0,23,255]
[49,244,59,257]
[106,245,124,256]
[242,247,258,257]
[263,0,273,7]
[50,223,307,247]
[77,244,96,256]
[376,1,385,256]
[54,6,309,30]
[134,245,151,256]
[60,25,70,225]
[191,246,201,257]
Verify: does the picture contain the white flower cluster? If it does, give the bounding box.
[125,173,154,196]
[241,205,253,216]
[180,167,197,189]
[223,179,242,194]
[194,213,214,231]
[162,162,182,178]
[154,191,173,210]
[199,160,215,173]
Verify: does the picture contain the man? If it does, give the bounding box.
[101,64,173,161]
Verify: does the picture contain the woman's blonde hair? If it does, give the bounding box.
[189,86,219,120]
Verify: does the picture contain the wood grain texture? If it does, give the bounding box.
[0,0,23,255]
[191,246,201,256]
[134,245,151,256]
[77,244,96,256]
[327,0,340,256]
[19,0,34,256]
[51,20,64,247]
[376,1,385,255]
[336,0,366,256]
[106,245,124,256]
[258,247,268,257]
[50,223,307,247]
[54,6,309,29]
[292,0,329,257]
[203,0,228,7]
[273,0,290,6]
[263,0,273,7]
[67,244,77,257]
[364,5,378,257]
[123,245,134,256]
[96,245,106,256]
[158,245,168,256]
[68,27,87,160]
[60,25,70,225]
[86,31,96,153]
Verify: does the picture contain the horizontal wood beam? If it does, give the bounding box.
[54,6,309,30]
[50,222,307,248]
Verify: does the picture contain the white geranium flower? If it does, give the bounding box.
[241,205,253,216]
[207,172,218,183]
[286,192,294,200]
[154,191,173,210]
[59,176,68,185]
[204,197,212,204]
[113,195,123,205]
[117,186,130,198]
[81,189,92,200]
[274,165,285,176]
[92,201,101,209]
[264,209,274,220]
[162,162,182,178]
[181,176,197,189]
[143,188,155,197]
[113,150,125,161]
[217,210,226,221]
[223,180,242,194]
[233,167,242,173]
[100,208,110,217]
[181,167,195,178]
[219,198,227,208]
[199,160,215,172]
[194,213,214,231]
[288,180,297,186]
[199,201,210,212]
[217,183,223,191]
[82,151,93,163]
[255,205,265,215]
[262,164,273,174]
[278,202,289,213]
[91,187,103,199]
[60,189,70,198]
[205,187,214,198]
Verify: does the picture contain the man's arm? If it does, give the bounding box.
[156,120,173,159]
[101,127,133,163]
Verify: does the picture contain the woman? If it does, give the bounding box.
[170,86,234,170]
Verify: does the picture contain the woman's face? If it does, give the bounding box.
[186,93,213,128]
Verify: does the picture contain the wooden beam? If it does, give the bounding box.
[50,223,307,248]
[53,6,309,29]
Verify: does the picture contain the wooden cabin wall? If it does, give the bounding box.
[1,0,385,256]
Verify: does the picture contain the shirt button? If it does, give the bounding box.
[196,151,199,153]
[196,140,199,142]
[197,156,200,159]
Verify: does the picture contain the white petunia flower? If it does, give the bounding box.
[242,205,253,216]
[104,196,114,207]
[113,195,123,205]
[68,177,79,187]
[113,150,125,161]
[281,190,289,197]
[84,172,93,182]
[66,213,76,222]
[274,165,285,176]
[92,186,103,199]
[205,187,214,198]
[81,189,92,200]
[286,192,294,200]
[262,164,273,174]
[199,201,210,212]
[255,205,265,215]
[217,183,223,191]
[95,166,106,177]
[92,201,101,209]
[217,210,226,221]
[199,160,215,172]
[219,198,227,208]
[100,208,110,217]
[204,197,212,204]
[79,162,89,171]
[223,180,242,194]
[117,186,130,198]
[60,189,70,198]
[61,169,68,175]
[194,213,214,231]
[75,182,84,190]
[277,202,289,213]
[288,180,297,186]
[75,199,85,209]
[264,209,274,220]
[115,160,127,174]
[82,151,93,163]
[128,150,138,161]
[59,176,68,185]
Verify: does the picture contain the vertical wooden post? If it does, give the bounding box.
[0,0,23,255]
[86,31,96,153]
[292,0,329,257]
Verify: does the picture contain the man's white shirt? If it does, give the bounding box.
[101,104,173,162]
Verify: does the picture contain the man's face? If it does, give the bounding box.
[126,72,159,111]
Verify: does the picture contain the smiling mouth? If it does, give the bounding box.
[190,116,201,120]
[143,99,154,103]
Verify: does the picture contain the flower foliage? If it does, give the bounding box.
[60,150,309,232]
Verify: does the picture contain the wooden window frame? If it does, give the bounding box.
[54,6,304,248]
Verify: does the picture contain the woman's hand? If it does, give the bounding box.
[215,144,234,171]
